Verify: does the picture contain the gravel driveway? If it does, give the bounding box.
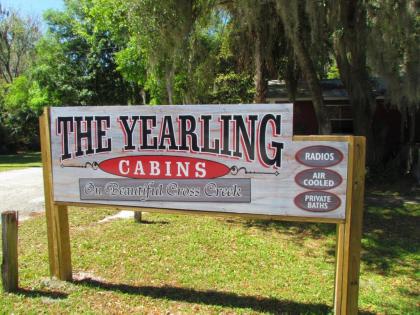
[0,168,134,222]
[0,168,45,220]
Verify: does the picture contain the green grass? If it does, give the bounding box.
[0,152,42,172]
[0,199,418,314]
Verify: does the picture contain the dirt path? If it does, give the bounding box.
[0,168,44,220]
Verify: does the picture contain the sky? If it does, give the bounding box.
[2,0,64,29]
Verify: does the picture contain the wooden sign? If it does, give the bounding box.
[40,104,366,315]
[48,104,348,219]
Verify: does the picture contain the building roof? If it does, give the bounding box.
[266,79,386,101]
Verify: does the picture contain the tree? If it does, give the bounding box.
[87,0,148,104]
[327,0,419,167]
[203,6,255,104]
[0,6,40,84]
[127,0,193,104]
[127,0,220,105]
[367,0,419,119]
[0,7,40,152]
[223,0,334,133]
[366,0,419,171]
[31,0,135,106]
[276,0,332,134]
[2,75,40,150]
[329,0,376,143]
[223,0,277,104]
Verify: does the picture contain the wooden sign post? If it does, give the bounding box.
[1,211,19,292]
[39,104,365,314]
[295,135,366,314]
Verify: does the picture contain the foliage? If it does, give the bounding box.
[38,2,132,106]
[126,0,224,104]
[0,6,40,83]
[367,0,419,110]
[327,63,340,80]
[0,0,418,168]
[0,105,39,151]
[0,7,41,152]
[210,72,254,104]
[0,107,16,153]
[276,0,332,134]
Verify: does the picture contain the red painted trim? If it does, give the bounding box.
[98,155,231,180]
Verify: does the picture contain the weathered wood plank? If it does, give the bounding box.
[342,136,366,314]
[40,110,57,277]
[53,205,72,281]
[40,108,72,281]
[134,211,142,223]
[1,211,18,292]
[49,105,349,220]
[334,222,346,314]
[333,136,366,314]
[56,202,344,224]
[292,134,366,314]
[41,104,366,311]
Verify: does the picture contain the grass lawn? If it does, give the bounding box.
[0,198,418,314]
[0,152,42,172]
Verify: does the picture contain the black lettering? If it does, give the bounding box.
[57,116,74,160]
[95,116,111,153]
[259,114,283,167]
[178,115,199,152]
[74,116,94,157]
[140,116,158,149]
[220,115,232,156]
[200,115,220,154]
[159,116,178,150]
[234,115,257,160]
[119,116,139,150]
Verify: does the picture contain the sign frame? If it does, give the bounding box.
[40,107,365,315]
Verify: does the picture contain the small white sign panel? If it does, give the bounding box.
[49,104,348,219]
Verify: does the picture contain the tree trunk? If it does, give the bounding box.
[331,0,376,162]
[141,88,146,105]
[284,50,299,102]
[277,0,331,134]
[406,107,417,174]
[292,37,331,134]
[165,68,174,105]
[336,53,376,163]
[254,29,268,103]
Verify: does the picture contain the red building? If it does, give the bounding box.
[266,79,420,147]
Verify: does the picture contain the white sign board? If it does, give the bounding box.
[49,104,348,219]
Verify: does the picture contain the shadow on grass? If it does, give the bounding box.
[241,219,336,239]
[359,200,419,276]
[74,277,376,314]
[73,277,344,314]
[235,194,419,278]
[15,288,68,299]
[223,218,336,250]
